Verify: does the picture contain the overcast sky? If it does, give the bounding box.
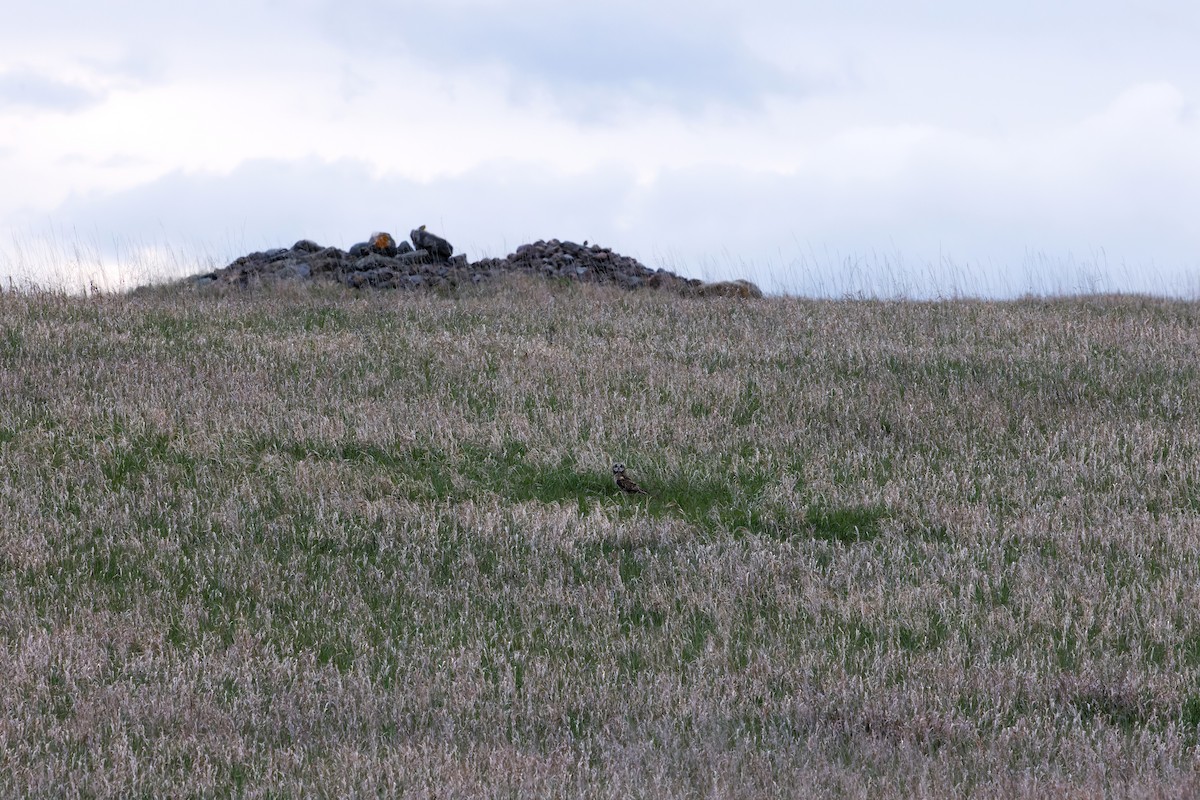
[2,1,1198,295]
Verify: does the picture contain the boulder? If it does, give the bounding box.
[275,261,312,281]
[395,249,430,265]
[307,248,347,275]
[370,232,398,256]
[410,226,454,260]
[353,253,397,272]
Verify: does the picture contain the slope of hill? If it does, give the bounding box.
[2,279,1198,797]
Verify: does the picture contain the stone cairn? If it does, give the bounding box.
[189,227,762,298]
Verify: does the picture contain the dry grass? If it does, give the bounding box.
[2,278,1200,797]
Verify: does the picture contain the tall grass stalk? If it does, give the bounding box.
[2,278,1199,796]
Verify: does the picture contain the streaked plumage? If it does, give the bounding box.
[612,463,649,495]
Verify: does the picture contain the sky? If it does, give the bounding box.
[1,0,1198,296]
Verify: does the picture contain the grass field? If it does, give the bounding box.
[2,278,1199,797]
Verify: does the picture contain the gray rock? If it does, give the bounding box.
[306,248,346,275]
[276,261,312,280]
[368,269,398,288]
[348,242,372,258]
[395,249,429,265]
[292,239,322,253]
[410,226,454,260]
[307,258,340,275]
[353,253,397,271]
[367,232,398,256]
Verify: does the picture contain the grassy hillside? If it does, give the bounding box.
[2,279,1200,797]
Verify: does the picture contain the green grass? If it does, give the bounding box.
[2,280,1200,797]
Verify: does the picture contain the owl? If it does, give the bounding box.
[612,463,649,495]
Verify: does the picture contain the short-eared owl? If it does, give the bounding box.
[612,463,649,495]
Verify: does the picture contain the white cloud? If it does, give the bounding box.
[1,2,1199,295]
[309,0,810,119]
[0,69,102,113]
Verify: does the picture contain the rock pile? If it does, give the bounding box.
[469,239,704,292]
[189,228,761,298]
